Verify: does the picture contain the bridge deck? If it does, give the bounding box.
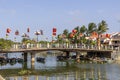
[0,48,113,53]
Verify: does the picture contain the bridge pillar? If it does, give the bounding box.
[23,53,28,62]
[31,53,35,62]
[76,52,80,63]
[31,53,35,69]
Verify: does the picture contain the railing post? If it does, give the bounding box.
[105,45,107,50]
[75,43,77,48]
[91,45,93,49]
[40,43,42,48]
[76,52,80,63]
[57,43,59,48]
[66,43,68,48]
[112,46,114,50]
[47,42,50,48]
[36,43,39,48]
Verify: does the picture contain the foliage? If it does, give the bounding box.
[0,38,14,50]
[39,40,48,44]
[18,70,31,75]
[56,20,109,45]
[80,25,87,34]
[97,20,109,34]
[21,38,36,44]
[87,22,97,36]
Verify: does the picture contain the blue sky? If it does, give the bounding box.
[0,0,120,41]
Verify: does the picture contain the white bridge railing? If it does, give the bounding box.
[11,43,120,51]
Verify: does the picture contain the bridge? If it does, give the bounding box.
[0,47,113,53]
[0,43,119,70]
[0,42,116,53]
[0,43,119,80]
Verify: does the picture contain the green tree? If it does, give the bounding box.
[0,38,13,50]
[87,22,97,36]
[21,38,35,44]
[97,20,109,49]
[79,25,87,44]
[97,20,109,34]
[80,25,87,34]
[63,29,69,38]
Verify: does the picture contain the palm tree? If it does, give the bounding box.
[84,22,97,46]
[72,26,80,43]
[97,20,109,49]
[79,25,87,44]
[74,26,80,33]
[63,29,69,38]
[97,20,109,34]
[87,22,97,36]
[56,34,62,43]
[80,25,87,35]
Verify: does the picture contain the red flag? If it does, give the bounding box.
[52,32,56,36]
[53,28,57,33]
[27,28,30,33]
[6,28,11,33]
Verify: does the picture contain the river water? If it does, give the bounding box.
[0,52,120,80]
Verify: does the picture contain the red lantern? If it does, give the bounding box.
[70,33,74,38]
[79,33,83,37]
[72,29,77,33]
[92,32,97,36]
[106,34,110,38]
[53,28,57,33]
[6,28,11,33]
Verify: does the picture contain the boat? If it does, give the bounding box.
[36,57,45,63]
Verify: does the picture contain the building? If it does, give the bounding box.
[110,32,120,50]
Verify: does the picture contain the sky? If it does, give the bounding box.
[0,0,120,41]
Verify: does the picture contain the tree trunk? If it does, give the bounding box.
[97,36,101,50]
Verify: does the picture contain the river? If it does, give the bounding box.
[0,52,120,80]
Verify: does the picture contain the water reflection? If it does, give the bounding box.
[0,52,120,80]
